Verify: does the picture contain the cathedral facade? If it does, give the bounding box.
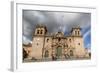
[23,24,90,61]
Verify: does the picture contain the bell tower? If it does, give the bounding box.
[71,25,82,36]
[71,25,85,57]
[35,24,47,36]
[32,24,47,59]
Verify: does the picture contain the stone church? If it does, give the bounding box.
[23,24,90,61]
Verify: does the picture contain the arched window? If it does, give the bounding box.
[45,50,49,57]
[47,38,49,42]
[58,38,61,41]
[75,31,77,35]
[78,43,80,45]
[37,30,40,34]
[78,31,80,35]
[40,30,43,34]
[69,39,71,42]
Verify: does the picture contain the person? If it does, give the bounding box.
[52,55,57,61]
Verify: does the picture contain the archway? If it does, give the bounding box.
[44,50,49,58]
[70,50,73,56]
[56,46,62,59]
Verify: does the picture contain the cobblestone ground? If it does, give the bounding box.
[23,57,91,63]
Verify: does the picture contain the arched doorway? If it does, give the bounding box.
[44,50,49,58]
[70,50,73,56]
[56,46,62,59]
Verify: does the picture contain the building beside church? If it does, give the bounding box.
[23,24,90,61]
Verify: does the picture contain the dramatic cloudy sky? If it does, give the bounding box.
[22,10,91,50]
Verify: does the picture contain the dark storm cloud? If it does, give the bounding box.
[22,10,91,44]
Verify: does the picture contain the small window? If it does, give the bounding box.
[37,43,39,46]
[69,39,71,42]
[58,38,61,41]
[78,43,80,45]
[47,38,49,42]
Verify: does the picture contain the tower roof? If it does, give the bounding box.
[71,24,82,33]
[36,24,46,28]
[72,24,81,30]
[36,24,48,34]
[72,24,81,28]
